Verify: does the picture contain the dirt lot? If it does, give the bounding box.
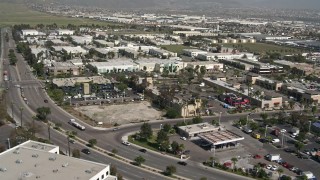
[74,101,163,125]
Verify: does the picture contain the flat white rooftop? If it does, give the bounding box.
[178,123,219,135]
[198,130,244,146]
[0,141,111,180]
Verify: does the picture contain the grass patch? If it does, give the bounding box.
[221,43,305,55]
[0,3,115,27]
[128,135,160,152]
[159,45,189,54]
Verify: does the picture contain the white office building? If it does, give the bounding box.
[89,59,139,73]
[0,140,116,180]
[56,29,74,36]
[21,29,39,36]
[182,49,208,57]
[136,58,183,73]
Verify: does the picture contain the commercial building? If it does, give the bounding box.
[136,58,183,73]
[149,49,177,58]
[56,29,74,36]
[62,46,88,56]
[236,59,283,74]
[173,31,217,37]
[89,59,139,73]
[94,40,114,47]
[182,49,208,57]
[219,59,254,71]
[198,130,244,150]
[186,61,224,72]
[177,123,219,138]
[203,77,283,109]
[197,53,252,61]
[281,85,320,104]
[274,60,320,76]
[71,35,93,45]
[21,29,39,36]
[0,140,116,180]
[47,62,83,76]
[246,73,283,91]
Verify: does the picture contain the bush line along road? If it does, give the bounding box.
[2,27,280,179]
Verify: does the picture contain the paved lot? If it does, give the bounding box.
[74,101,163,125]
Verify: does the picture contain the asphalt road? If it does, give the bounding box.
[2,27,296,180]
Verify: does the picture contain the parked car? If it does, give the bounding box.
[139,149,147,153]
[82,148,90,154]
[178,161,187,166]
[271,165,279,171]
[253,154,262,159]
[180,137,187,141]
[272,139,280,143]
[280,129,287,133]
[122,141,131,146]
[284,148,295,153]
[266,165,272,170]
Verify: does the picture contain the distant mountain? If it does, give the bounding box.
[22,0,320,9]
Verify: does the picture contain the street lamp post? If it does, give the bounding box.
[67,136,70,156]
[218,112,222,126]
[48,123,51,141]
[11,102,14,120]
[19,107,23,127]
[265,125,268,138]
[309,121,312,133]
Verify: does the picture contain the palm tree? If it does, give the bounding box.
[231,157,238,171]
[277,168,284,178]
[289,100,295,110]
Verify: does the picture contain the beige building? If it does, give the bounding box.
[282,85,320,105]
[83,83,90,95]
[246,73,283,91]
[48,62,83,76]
[181,99,202,117]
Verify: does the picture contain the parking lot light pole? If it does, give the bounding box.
[265,125,268,138]
[218,112,222,126]
[309,121,312,133]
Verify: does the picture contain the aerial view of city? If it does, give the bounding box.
[0,0,320,180]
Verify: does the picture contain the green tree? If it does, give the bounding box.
[295,141,304,152]
[260,113,268,124]
[110,165,117,175]
[134,155,145,166]
[163,123,172,133]
[88,139,97,147]
[72,149,80,158]
[140,123,153,140]
[165,165,177,176]
[36,107,51,121]
[157,130,169,145]
[112,148,118,155]
[192,116,203,124]
[116,83,128,92]
[200,66,206,75]
[200,177,207,180]
[312,106,317,115]
[231,157,238,171]
[289,101,295,109]
[166,107,180,118]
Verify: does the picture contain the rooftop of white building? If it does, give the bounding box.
[0,141,111,180]
[52,76,111,87]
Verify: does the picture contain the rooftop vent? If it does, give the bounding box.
[0,167,7,172]
[53,169,58,173]
[16,159,23,164]
[23,172,32,177]
[13,150,20,154]
[31,145,38,148]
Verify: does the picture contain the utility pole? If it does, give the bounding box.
[11,102,14,120]
[218,112,222,126]
[309,121,312,133]
[265,125,268,138]
[48,123,51,141]
[67,136,71,156]
[281,132,284,148]
[19,107,23,127]
[7,138,11,149]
